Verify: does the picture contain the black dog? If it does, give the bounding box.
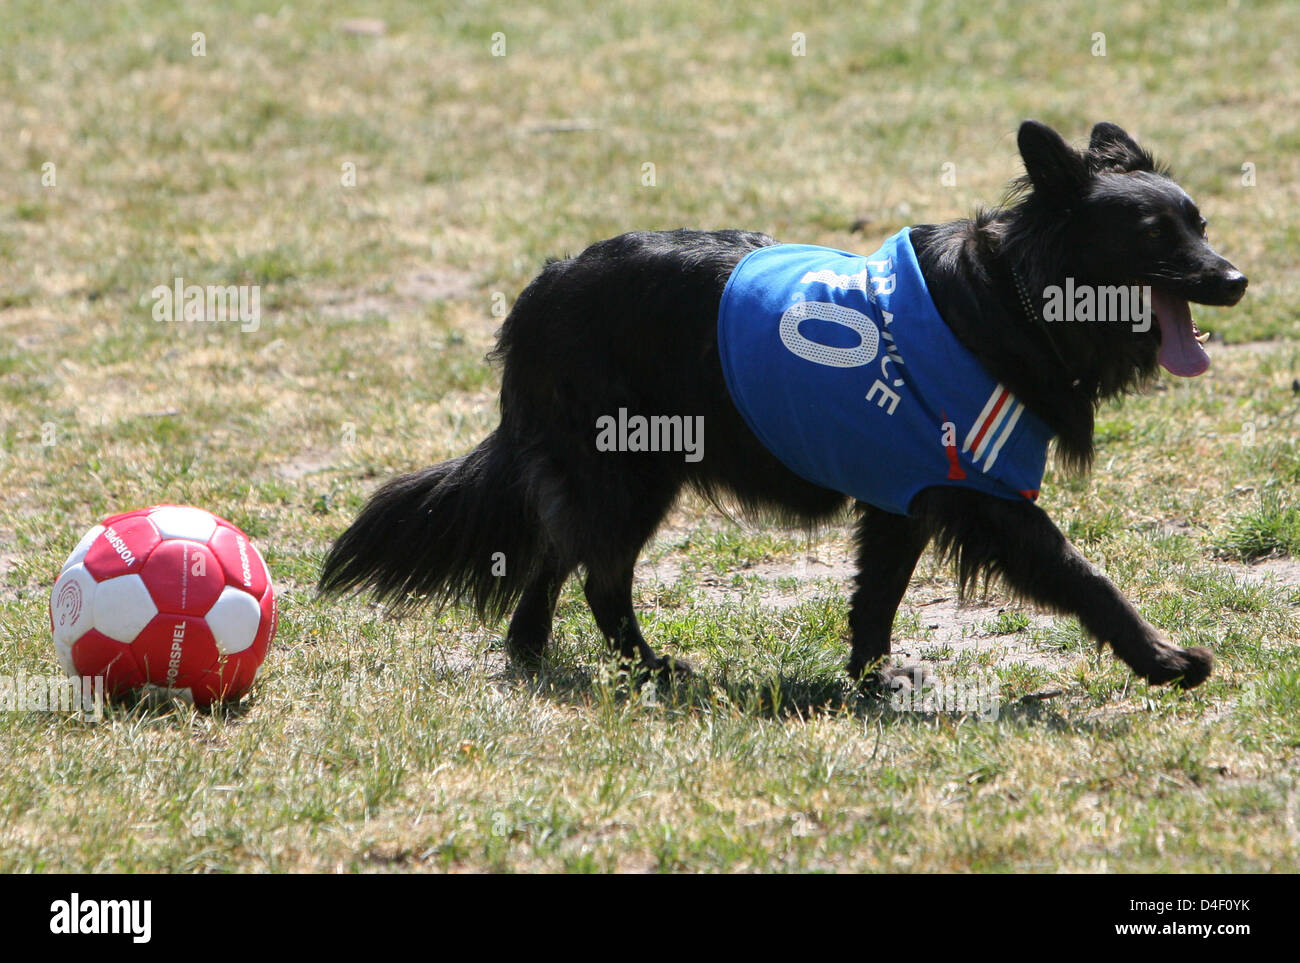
[320,121,1246,690]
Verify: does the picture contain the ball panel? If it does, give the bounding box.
[133,613,220,691]
[190,659,254,707]
[254,586,277,663]
[83,515,161,580]
[209,524,269,597]
[61,524,104,574]
[102,508,151,527]
[216,589,275,697]
[51,564,96,652]
[250,541,271,592]
[215,590,275,699]
[206,586,262,655]
[71,629,144,695]
[92,573,158,643]
[53,637,77,677]
[148,505,218,543]
[233,650,263,691]
[140,539,224,616]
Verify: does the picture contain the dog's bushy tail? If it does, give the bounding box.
[318,431,543,618]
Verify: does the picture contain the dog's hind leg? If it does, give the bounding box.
[534,453,685,677]
[913,488,1213,688]
[583,562,689,678]
[505,558,572,669]
[847,504,932,685]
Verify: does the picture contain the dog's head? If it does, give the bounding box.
[1014,120,1247,378]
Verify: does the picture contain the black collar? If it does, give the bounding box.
[1010,267,1039,328]
[1008,264,1083,391]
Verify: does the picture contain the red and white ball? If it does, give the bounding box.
[50,505,276,707]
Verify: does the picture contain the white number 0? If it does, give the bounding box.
[778,301,879,368]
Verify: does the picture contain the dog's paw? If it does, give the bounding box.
[864,662,933,694]
[506,648,543,675]
[644,653,695,683]
[505,628,554,675]
[1144,645,1213,689]
[638,654,712,705]
[634,649,696,686]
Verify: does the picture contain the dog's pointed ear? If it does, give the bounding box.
[1089,122,1141,156]
[1088,121,1155,173]
[1017,120,1089,205]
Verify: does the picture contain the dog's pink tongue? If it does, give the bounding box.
[1152,289,1209,377]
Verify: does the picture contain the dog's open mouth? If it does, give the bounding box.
[1151,288,1211,377]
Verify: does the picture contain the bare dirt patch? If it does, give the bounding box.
[1233,556,1300,589]
[638,524,1070,674]
[316,268,478,322]
[275,448,337,481]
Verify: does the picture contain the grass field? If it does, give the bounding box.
[1,0,1298,872]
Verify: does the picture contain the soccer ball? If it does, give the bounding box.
[49,505,276,707]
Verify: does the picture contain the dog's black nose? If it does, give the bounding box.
[1221,270,1248,304]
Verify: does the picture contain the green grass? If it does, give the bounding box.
[1,0,1299,873]
[983,610,1032,636]
[1216,493,1300,561]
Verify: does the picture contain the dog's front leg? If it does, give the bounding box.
[847,504,932,684]
[913,488,1212,688]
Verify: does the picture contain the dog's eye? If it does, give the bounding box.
[1147,227,1161,238]
[1199,217,1208,237]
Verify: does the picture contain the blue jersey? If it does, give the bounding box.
[717,228,1053,516]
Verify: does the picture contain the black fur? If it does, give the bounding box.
[320,120,1246,689]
